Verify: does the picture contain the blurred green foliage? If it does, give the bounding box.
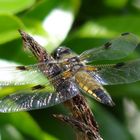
[0,0,140,140]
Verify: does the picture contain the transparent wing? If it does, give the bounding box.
[80,33,140,63]
[0,63,49,87]
[89,59,140,85]
[0,80,79,112]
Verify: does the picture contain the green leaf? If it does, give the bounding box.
[0,125,24,140]
[104,0,128,9]
[95,16,140,36]
[124,99,140,140]
[106,81,140,98]
[0,112,58,140]
[0,14,25,44]
[68,16,140,42]
[0,0,35,14]
[89,102,133,140]
[75,16,140,39]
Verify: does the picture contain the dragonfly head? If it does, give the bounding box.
[52,47,72,59]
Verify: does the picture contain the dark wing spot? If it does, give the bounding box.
[114,62,125,68]
[104,42,112,49]
[16,66,28,71]
[32,85,45,90]
[121,32,130,36]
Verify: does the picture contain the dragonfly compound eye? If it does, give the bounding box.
[53,47,72,59]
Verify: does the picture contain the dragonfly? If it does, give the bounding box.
[0,30,140,113]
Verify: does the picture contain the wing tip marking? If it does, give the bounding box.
[121,32,130,36]
[32,85,45,90]
[114,62,125,68]
[16,66,28,71]
[104,42,112,49]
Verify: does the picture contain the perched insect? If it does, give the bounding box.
[0,30,139,113]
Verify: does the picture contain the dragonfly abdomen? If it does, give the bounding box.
[75,73,101,100]
[75,71,114,106]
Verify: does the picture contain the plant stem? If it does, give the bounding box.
[54,94,103,140]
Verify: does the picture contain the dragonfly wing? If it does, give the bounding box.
[90,59,140,85]
[0,63,49,87]
[80,33,140,62]
[0,80,79,112]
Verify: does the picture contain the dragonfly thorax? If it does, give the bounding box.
[53,47,84,72]
[61,56,83,72]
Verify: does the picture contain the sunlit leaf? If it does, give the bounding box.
[21,0,80,52]
[0,14,25,44]
[0,0,35,14]
[73,16,140,39]
[95,16,140,36]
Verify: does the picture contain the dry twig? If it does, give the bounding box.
[54,94,103,140]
